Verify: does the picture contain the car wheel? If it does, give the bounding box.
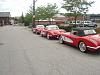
[33,30,36,33]
[40,32,43,37]
[59,36,64,44]
[47,34,51,40]
[94,25,97,28]
[32,30,34,33]
[84,25,88,27]
[79,42,87,52]
[36,31,38,34]
[32,30,35,33]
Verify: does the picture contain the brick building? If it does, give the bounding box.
[0,12,11,26]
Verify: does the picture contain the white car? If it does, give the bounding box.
[80,21,97,27]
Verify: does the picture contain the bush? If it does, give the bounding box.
[58,25,72,32]
[24,21,30,26]
[95,27,100,33]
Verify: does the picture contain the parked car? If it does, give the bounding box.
[32,25,45,34]
[68,21,80,27]
[41,25,66,39]
[59,28,100,52]
[69,21,80,25]
[69,20,97,27]
[79,21,97,27]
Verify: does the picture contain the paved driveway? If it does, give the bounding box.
[0,25,100,75]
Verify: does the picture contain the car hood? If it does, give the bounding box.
[37,28,44,30]
[49,29,65,34]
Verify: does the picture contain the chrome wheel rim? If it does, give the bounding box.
[59,37,63,44]
[47,34,50,39]
[79,42,86,52]
[41,32,43,36]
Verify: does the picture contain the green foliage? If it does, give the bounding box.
[58,25,72,32]
[24,3,58,26]
[95,27,100,33]
[19,13,25,23]
[62,0,94,14]
[62,0,94,25]
[45,3,59,19]
[63,13,81,18]
[62,0,94,18]
[35,3,58,20]
[35,6,47,20]
[24,13,32,26]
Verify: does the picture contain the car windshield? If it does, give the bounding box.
[36,25,44,28]
[47,26,59,30]
[84,29,96,35]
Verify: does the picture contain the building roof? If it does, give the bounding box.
[53,14,65,18]
[0,12,11,17]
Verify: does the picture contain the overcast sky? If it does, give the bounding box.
[0,0,99,17]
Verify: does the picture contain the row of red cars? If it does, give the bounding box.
[32,25,100,53]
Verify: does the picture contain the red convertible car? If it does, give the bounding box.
[59,28,100,52]
[32,25,45,34]
[41,25,66,39]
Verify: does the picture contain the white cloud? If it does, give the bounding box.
[88,0,100,14]
[0,0,31,16]
[0,0,99,17]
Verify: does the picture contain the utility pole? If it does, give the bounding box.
[32,0,36,27]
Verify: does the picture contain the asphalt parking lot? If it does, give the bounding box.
[0,25,100,75]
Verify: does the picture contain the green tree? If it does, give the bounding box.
[62,0,94,25]
[24,3,58,26]
[19,13,25,23]
[35,3,58,24]
[35,6,47,20]
[45,3,58,24]
[24,13,32,26]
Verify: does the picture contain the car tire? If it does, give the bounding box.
[40,32,43,37]
[36,31,38,34]
[47,34,51,40]
[32,30,35,33]
[94,25,97,28]
[33,29,36,33]
[78,42,87,52]
[59,36,64,44]
[32,30,34,33]
[84,25,88,27]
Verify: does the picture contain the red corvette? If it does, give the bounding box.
[41,25,66,39]
[32,25,45,34]
[59,28,100,52]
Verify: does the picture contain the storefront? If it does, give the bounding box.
[0,12,11,26]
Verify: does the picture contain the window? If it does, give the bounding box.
[84,29,96,35]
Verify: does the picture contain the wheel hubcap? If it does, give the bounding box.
[79,42,86,52]
[59,37,63,44]
[47,34,50,39]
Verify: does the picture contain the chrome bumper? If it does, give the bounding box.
[87,46,100,50]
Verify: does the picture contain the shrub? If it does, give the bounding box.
[95,27,100,33]
[58,25,72,32]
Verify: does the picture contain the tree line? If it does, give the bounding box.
[19,0,94,26]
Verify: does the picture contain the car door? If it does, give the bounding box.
[69,32,80,46]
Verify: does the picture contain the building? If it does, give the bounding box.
[53,14,84,25]
[0,12,11,26]
[89,14,100,23]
